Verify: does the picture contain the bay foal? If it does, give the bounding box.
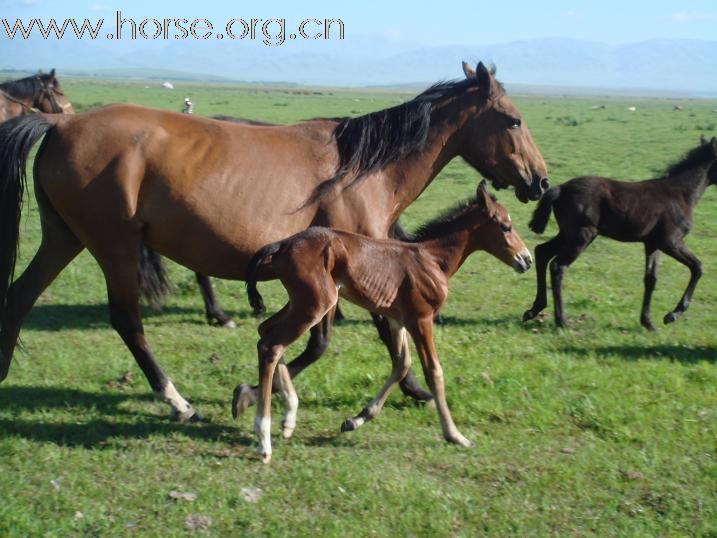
[523,137,717,329]
[241,182,532,462]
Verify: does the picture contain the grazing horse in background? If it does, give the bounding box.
[0,69,74,121]
[239,182,531,462]
[523,137,717,329]
[0,61,548,423]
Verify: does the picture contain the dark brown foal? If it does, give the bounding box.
[237,183,532,462]
[524,137,717,329]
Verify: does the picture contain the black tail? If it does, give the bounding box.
[0,114,54,324]
[138,246,172,306]
[528,186,560,234]
[245,241,283,316]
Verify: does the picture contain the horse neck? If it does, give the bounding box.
[382,103,470,222]
[0,81,35,110]
[420,221,483,279]
[666,165,712,207]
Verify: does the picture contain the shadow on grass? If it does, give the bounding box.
[334,314,521,329]
[24,303,254,331]
[558,344,716,364]
[0,385,252,448]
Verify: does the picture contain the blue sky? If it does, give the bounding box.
[3,0,717,45]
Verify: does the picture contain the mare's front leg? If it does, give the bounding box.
[640,246,660,330]
[661,242,702,324]
[195,273,236,328]
[341,319,411,432]
[409,316,470,447]
[370,313,433,402]
[550,227,596,328]
[523,234,563,321]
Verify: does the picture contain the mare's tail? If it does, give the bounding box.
[138,246,172,307]
[0,114,56,325]
[245,241,283,316]
[528,186,561,234]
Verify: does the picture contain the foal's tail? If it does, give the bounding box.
[0,114,55,323]
[138,246,172,307]
[245,241,283,316]
[528,186,561,234]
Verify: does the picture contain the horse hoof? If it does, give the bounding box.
[664,312,678,325]
[641,319,656,331]
[282,426,295,439]
[448,434,472,448]
[261,452,272,464]
[340,419,356,432]
[222,319,237,329]
[522,309,536,322]
[176,408,203,423]
[232,384,256,419]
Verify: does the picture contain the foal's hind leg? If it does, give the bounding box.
[523,234,564,322]
[640,246,660,330]
[0,211,83,381]
[341,319,412,432]
[370,313,433,402]
[232,306,337,416]
[550,227,596,328]
[95,239,200,422]
[661,242,702,325]
[254,282,339,462]
[195,273,236,328]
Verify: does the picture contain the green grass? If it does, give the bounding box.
[0,79,716,536]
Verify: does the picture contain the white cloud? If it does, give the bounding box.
[670,11,715,23]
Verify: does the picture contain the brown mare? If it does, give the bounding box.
[0,69,74,121]
[523,137,717,329]
[0,62,548,422]
[239,182,531,462]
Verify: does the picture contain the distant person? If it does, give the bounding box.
[182,97,193,114]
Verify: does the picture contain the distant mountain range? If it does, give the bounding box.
[2,35,716,95]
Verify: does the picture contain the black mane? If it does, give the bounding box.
[302,76,500,208]
[665,139,717,177]
[0,73,48,100]
[409,192,495,242]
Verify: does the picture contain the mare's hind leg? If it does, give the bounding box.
[341,319,411,432]
[195,273,236,328]
[0,211,83,381]
[661,242,702,325]
[95,238,200,422]
[550,227,596,328]
[640,246,660,330]
[523,234,564,322]
[370,313,433,402]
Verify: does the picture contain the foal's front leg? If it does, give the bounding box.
[661,242,703,324]
[341,319,411,432]
[409,317,470,447]
[640,246,660,330]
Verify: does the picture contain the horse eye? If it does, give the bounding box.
[501,223,512,233]
[509,118,521,129]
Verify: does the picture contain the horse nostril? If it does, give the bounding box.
[540,177,550,191]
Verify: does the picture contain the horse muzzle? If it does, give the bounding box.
[512,250,532,273]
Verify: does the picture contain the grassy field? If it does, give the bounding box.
[0,76,716,536]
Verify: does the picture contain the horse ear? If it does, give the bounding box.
[476,62,495,97]
[50,68,56,77]
[477,180,491,207]
[462,61,476,79]
[700,134,707,145]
